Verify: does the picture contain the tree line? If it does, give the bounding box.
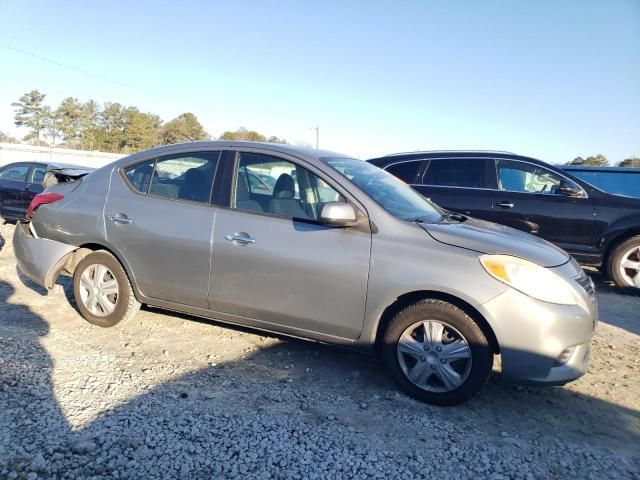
[566,154,640,168]
[4,89,287,153]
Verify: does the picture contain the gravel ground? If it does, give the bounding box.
[0,222,638,479]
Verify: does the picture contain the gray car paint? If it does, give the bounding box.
[14,141,596,386]
[421,217,570,267]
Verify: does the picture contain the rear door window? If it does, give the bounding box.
[123,152,220,202]
[424,158,487,188]
[149,152,220,202]
[385,161,423,183]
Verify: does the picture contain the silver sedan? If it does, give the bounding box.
[13,142,597,405]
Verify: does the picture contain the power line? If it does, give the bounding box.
[0,43,150,94]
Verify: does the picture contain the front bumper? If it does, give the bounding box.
[13,222,77,289]
[478,276,597,386]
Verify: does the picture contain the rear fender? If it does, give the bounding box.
[13,222,78,290]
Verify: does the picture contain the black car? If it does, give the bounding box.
[368,151,640,288]
[560,165,640,199]
[0,161,86,221]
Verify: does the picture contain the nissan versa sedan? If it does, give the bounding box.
[13,142,597,405]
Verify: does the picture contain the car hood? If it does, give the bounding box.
[420,217,570,268]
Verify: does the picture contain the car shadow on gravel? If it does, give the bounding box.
[2,278,639,478]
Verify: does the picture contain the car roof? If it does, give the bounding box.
[112,141,352,167]
[367,150,547,166]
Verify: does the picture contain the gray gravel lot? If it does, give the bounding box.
[0,222,638,479]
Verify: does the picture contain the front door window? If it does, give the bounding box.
[232,152,344,220]
[496,160,581,195]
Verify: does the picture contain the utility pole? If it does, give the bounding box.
[310,125,319,149]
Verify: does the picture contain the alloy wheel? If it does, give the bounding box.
[618,246,640,288]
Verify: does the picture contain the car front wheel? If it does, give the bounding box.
[73,250,141,327]
[382,299,493,406]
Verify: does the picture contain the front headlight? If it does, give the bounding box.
[479,254,577,305]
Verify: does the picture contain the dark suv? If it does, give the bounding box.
[368,151,640,289]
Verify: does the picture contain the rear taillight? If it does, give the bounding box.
[26,193,64,219]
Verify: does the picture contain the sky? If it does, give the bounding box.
[0,0,639,163]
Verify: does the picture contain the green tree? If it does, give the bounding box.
[266,135,288,144]
[219,127,286,143]
[0,130,18,143]
[122,108,162,152]
[12,89,49,142]
[618,156,640,167]
[55,97,84,148]
[79,100,101,150]
[219,127,266,142]
[98,102,127,152]
[43,106,61,145]
[160,113,209,144]
[567,154,608,166]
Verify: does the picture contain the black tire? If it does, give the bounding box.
[382,299,493,406]
[607,236,640,288]
[73,250,141,327]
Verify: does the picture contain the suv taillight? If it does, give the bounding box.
[26,193,64,219]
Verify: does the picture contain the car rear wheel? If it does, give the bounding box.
[608,236,640,288]
[382,299,493,406]
[73,250,140,327]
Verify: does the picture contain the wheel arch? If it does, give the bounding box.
[373,290,500,355]
[64,242,143,301]
[602,227,640,272]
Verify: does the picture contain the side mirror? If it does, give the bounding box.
[557,180,583,197]
[319,202,357,226]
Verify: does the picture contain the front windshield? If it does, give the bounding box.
[325,157,442,222]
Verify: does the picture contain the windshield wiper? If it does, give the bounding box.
[438,211,467,223]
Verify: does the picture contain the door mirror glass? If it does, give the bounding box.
[557,180,584,197]
[319,202,357,226]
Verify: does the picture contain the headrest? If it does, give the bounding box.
[273,173,295,199]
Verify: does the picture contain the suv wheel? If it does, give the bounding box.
[608,236,640,288]
[73,250,141,327]
[382,299,493,406]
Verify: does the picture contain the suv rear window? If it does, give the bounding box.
[424,158,486,188]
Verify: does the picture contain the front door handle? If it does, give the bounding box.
[496,201,515,209]
[224,232,255,245]
[108,214,132,225]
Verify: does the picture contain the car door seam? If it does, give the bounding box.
[206,207,217,307]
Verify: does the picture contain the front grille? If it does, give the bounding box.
[575,271,595,297]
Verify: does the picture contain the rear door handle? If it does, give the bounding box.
[108,214,132,225]
[496,201,515,209]
[224,232,255,245]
